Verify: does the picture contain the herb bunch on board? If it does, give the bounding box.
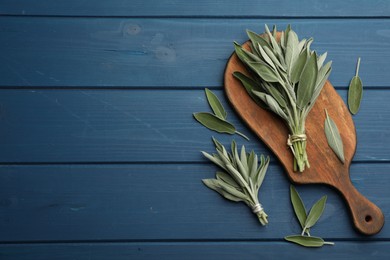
[202,138,270,225]
[233,25,332,172]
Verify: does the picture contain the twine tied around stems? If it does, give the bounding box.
[251,203,264,214]
[287,134,307,156]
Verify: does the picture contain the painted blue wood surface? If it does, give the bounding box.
[0,0,389,17]
[0,89,388,163]
[0,1,390,259]
[1,241,390,260]
[0,164,388,241]
[1,18,390,87]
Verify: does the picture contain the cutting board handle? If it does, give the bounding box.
[335,177,384,235]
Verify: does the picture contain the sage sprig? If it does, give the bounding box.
[234,25,332,172]
[202,138,270,225]
[194,88,249,140]
[348,57,363,115]
[285,185,334,247]
[324,109,345,163]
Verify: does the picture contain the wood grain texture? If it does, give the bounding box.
[0,164,388,242]
[1,241,390,260]
[1,0,389,17]
[1,18,390,87]
[0,89,389,163]
[225,40,384,234]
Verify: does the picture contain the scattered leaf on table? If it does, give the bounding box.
[324,109,345,163]
[193,112,236,134]
[290,185,307,229]
[285,235,326,247]
[205,88,227,120]
[304,195,327,229]
[348,57,363,115]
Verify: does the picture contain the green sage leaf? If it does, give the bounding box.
[284,235,325,248]
[234,42,256,64]
[216,171,240,188]
[233,72,266,108]
[324,109,345,163]
[193,112,235,134]
[348,57,363,115]
[290,49,308,84]
[248,61,279,83]
[317,52,328,68]
[255,155,269,190]
[297,52,318,108]
[246,30,271,50]
[205,88,227,120]
[253,91,288,121]
[285,30,299,76]
[290,185,307,229]
[202,179,244,202]
[304,195,327,229]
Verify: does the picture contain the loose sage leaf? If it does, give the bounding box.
[324,109,345,163]
[205,88,227,120]
[297,52,318,108]
[304,195,327,229]
[290,185,307,229]
[348,57,363,115]
[193,112,235,134]
[284,235,325,247]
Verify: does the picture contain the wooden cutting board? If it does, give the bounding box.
[224,41,384,235]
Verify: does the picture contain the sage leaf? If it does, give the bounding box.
[216,171,240,188]
[205,88,227,120]
[297,52,318,108]
[246,30,271,50]
[248,61,279,82]
[233,72,266,108]
[202,179,244,202]
[285,30,299,75]
[324,109,345,163]
[290,185,307,229]
[253,91,288,120]
[193,112,235,134]
[348,57,363,115]
[304,195,327,229]
[290,49,308,84]
[285,235,327,248]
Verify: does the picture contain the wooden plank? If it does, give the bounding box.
[1,241,390,260]
[1,0,389,17]
[0,163,388,242]
[0,89,388,163]
[0,18,390,87]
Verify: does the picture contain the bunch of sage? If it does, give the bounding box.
[194,88,249,140]
[202,138,270,225]
[234,25,332,172]
[285,185,334,247]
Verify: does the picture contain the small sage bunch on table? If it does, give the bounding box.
[202,138,270,225]
[233,25,332,172]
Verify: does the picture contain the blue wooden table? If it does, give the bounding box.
[0,1,390,259]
